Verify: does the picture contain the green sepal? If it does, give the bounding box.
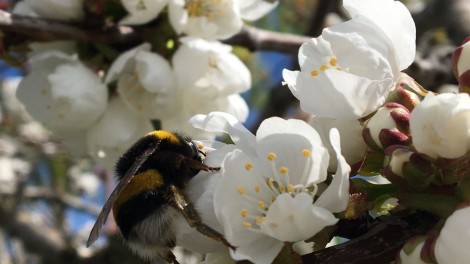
[358,151,385,176]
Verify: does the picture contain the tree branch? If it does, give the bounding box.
[0,10,310,53]
[302,211,438,263]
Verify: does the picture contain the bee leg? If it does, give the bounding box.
[169,185,236,251]
[162,252,179,264]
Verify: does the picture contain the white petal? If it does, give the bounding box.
[239,0,278,21]
[25,0,84,21]
[255,117,329,184]
[283,69,394,119]
[105,43,151,84]
[309,117,367,172]
[260,193,338,242]
[343,0,416,71]
[119,0,167,25]
[314,128,350,213]
[190,112,256,154]
[435,207,470,264]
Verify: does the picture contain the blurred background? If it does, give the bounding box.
[0,0,467,263]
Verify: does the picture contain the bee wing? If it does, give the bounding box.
[86,141,160,247]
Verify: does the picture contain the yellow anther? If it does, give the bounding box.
[329,57,337,67]
[336,67,342,71]
[254,184,260,193]
[310,70,319,77]
[237,187,246,195]
[320,64,328,71]
[256,217,265,223]
[267,152,277,161]
[40,88,48,95]
[268,178,275,186]
[242,221,252,228]
[198,143,204,150]
[245,162,254,171]
[287,184,295,193]
[279,167,288,174]
[302,149,311,157]
[279,184,286,192]
[241,208,248,218]
[271,196,276,202]
[258,200,266,209]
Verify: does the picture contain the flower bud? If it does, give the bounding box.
[383,146,435,191]
[452,37,470,94]
[363,103,410,151]
[386,73,425,112]
[410,93,470,159]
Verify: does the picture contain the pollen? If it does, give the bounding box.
[302,149,311,157]
[320,64,328,71]
[254,184,260,193]
[287,184,295,193]
[279,184,286,192]
[255,217,265,223]
[237,186,246,195]
[268,178,275,186]
[241,208,248,218]
[243,221,252,228]
[279,167,288,174]
[310,70,319,76]
[329,57,337,67]
[245,162,254,171]
[198,143,204,150]
[258,200,266,209]
[267,152,277,161]
[271,196,276,202]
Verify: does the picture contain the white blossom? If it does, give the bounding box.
[119,0,168,25]
[410,93,470,159]
[168,0,243,40]
[282,0,416,119]
[190,112,350,264]
[105,43,177,119]
[16,51,108,133]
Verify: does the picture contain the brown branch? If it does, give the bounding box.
[0,10,310,53]
[302,211,438,264]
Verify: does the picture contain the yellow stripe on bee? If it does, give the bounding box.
[113,169,164,218]
[146,130,180,144]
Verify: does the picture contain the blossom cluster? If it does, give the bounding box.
[12,0,279,169]
[7,0,470,263]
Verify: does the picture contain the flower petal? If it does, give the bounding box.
[260,193,338,242]
[238,0,278,21]
[119,0,167,25]
[314,128,350,213]
[190,112,256,155]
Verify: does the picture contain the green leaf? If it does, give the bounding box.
[358,151,385,176]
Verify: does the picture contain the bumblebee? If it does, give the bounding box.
[86,131,234,263]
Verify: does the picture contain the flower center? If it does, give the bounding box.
[236,149,318,232]
[310,56,343,77]
[184,0,226,19]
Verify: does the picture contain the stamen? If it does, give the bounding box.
[320,64,328,71]
[255,217,265,223]
[302,149,311,157]
[254,184,260,193]
[329,57,337,67]
[267,178,281,195]
[242,221,252,228]
[287,184,295,193]
[198,143,204,150]
[245,162,254,171]
[279,184,286,193]
[241,208,248,218]
[279,166,291,185]
[299,152,312,186]
[310,184,319,198]
[237,187,246,195]
[258,200,266,209]
[310,70,319,77]
[267,152,277,161]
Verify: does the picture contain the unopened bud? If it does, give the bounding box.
[383,146,435,191]
[397,236,433,264]
[452,37,470,94]
[363,103,410,151]
[386,73,425,112]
